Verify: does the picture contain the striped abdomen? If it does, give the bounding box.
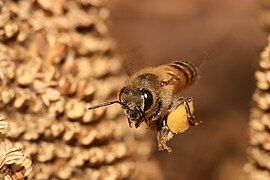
[161,61,198,92]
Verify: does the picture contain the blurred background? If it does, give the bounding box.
[108,0,267,179]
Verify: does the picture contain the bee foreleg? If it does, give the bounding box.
[157,119,173,153]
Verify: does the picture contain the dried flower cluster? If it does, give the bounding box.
[0,0,158,179]
[246,37,270,179]
[0,119,33,179]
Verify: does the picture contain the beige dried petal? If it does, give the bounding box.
[95,21,108,35]
[77,58,92,78]
[69,78,78,95]
[17,22,31,42]
[82,110,94,123]
[16,142,38,158]
[95,79,120,100]
[21,116,51,141]
[44,121,65,139]
[44,88,61,102]
[77,35,113,55]
[76,79,95,99]
[77,0,104,6]
[93,107,106,120]
[55,144,72,159]
[37,0,66,15]
[46,43,67,65]
[13,89,26,108]
[104,151,116,164]
[58,75,77,95]
[88,147,105,165]
[4,22,19,38]
[91,58,110,77]
[0,139,13,161]
[40,65,57,83]
[16,59,41,86]
[0,61,15,81]
[1,88,15,104]
[0,57,15,83]
[23,122,40,141]
[106,104,122,119]
[65,99,85,119]
[250,119,264,131]
[69,147,89,167]
[41,94,50,106]
[58,75,71,94]
[0,30,5,41]
[0,138,33,179]
[49,98,65,115]
[111,143,128,159]
[35,164,54,180]
[0,119,9,135]
[67,3,96,27]
[4,150,24,165]
[62,51,77,74]
[92,121,115,143]
[37,142,55,162]
[51,122,65,137]
[15,156,33,176]
[56,164,73,179]
[63,122,81,142]
[7,120,25,139]
[78,128,97,145]
[28,97,43,113]
[32,80,47,94]
[0,7,10,27]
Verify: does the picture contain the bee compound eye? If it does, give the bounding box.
[141,89,153,111]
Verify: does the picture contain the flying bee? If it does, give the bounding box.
[88,61,202,152]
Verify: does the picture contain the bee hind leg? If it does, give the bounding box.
[184,98,202,126]
[170,97,202,126]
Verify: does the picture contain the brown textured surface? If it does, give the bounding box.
[0,0,159,179]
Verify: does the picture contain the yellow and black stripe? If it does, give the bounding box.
[168,61,198,87]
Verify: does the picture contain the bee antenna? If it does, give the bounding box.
[198,51,208,69]
[88,100,127,110]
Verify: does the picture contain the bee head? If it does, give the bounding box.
[88,86,153,129]
[119,86,153,128]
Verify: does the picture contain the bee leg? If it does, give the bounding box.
[157,119,173,153]
[184,98,202,126]
[170,97,202,126]
[169,97,185,112]
[127,118,132,128]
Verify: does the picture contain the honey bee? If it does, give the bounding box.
[88,61,202,152]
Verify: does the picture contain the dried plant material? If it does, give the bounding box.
[0,120,33,179]
[0,119,9,135]
[65,99,86,120]
[0,0,159,179]
[247,35,270,179]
